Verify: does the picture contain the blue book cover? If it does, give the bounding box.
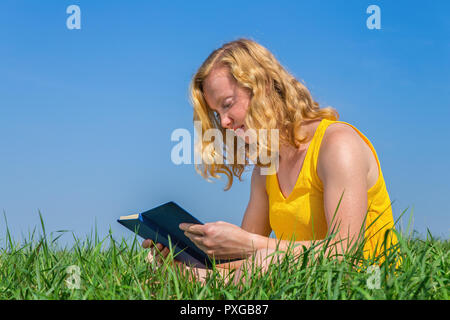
[117,201,240,268]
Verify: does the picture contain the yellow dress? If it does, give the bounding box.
[266,119,399,263]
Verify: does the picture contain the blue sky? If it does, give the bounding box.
[0,0,449,246]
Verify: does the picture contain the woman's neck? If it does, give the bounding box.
[278,119,320,161]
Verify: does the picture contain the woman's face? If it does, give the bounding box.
[203,66,251,138]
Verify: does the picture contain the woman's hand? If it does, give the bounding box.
[141,239,225,285]
[142,239,182,267]
[179,221,258,260]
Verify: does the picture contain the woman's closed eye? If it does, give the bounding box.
[223,102,232,109]
[212,101,232,123]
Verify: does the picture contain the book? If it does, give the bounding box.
[117,201,240,268]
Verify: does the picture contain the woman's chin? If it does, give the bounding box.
[234,125,245,136]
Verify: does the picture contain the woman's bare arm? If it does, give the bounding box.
[213,166,271,271]
[240,165,272,237]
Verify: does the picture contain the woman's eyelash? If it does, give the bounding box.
[212,102,232,120]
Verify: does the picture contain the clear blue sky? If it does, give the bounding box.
[0,0,449,247]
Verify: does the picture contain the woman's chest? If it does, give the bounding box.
[276,152,308,199]
[276,136,378,199]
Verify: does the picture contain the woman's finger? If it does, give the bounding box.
[142,239,153,248]
[145,243,163,264]
[180,223,205,236]
[146,249,158,265]
[184,232,205,245]
[161,246,170,258]
[143,239,162,250]
[154,246,167,264]
[185,234,211,254]
[153,243,163,253]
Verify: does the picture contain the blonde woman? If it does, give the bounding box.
[143,38,398,284]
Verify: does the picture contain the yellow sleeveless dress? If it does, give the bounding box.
[266,119,398,262]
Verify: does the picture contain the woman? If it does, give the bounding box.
[143,38,398,284]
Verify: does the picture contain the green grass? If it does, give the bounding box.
[0,213,448,300]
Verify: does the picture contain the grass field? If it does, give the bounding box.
[0,214,448,300]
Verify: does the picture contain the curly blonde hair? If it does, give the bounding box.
[189,38,339,190]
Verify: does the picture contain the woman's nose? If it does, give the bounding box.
[221,114,233,129]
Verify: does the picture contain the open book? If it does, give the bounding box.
[117,201,240,268]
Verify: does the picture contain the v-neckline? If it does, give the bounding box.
[275,119,324,201]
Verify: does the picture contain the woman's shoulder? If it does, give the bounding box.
[318,121,367,163]
[322,121,363,141]
[316,121,373,182]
